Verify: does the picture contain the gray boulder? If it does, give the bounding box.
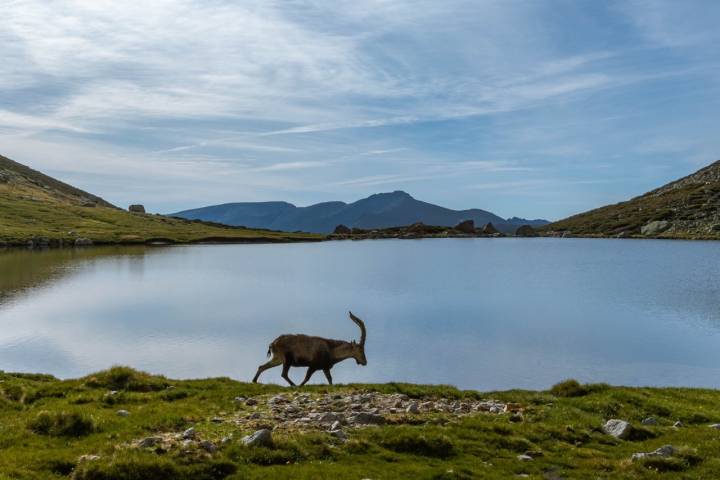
[182,427,196,439]
[641,220,669,236]
[631,444,675,461]
[242,429,273,447]
[138,436,162,448]
[641,417,658,426]
[129,204,146,214]
[602,419,633,439]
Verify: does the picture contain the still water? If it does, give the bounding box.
[1,239,720,391]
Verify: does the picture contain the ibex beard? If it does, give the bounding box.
[252,311,367,386]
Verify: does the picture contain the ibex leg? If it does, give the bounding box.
[323,368,333,385]
[252,357,282,383]
[281,363,296,386]
[300,368,317,386]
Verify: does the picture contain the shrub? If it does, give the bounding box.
[379,431,455,459]
[28,410,96,437]
[83,367,169,392]
[550,380,609,398]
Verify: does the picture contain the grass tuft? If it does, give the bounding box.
[28,410,96,437]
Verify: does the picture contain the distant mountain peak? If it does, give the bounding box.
[173,191,548,234]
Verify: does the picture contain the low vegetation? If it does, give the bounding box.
[2,368,720,479]
[0,154,321,246]
[544,160,720,239]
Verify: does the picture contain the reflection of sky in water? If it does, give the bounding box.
[1,239,720,390]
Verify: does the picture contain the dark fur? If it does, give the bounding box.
[252,312,367,386]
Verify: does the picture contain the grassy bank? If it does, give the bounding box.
[0,189,321,246]
[1,368,719,479]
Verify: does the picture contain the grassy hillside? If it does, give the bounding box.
[1,368,719,479]
[544,160,720,239]
[0,155,320,246]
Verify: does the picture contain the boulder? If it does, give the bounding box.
[454,220,475,234]
[116,410,130,417]
[482,222,500,235]
[406,402,419,414]
[349,412,385,425]
[709,423,720,429]
[128,204,146,214]
[333,224,351,235]
[640,220,669,236]
[641,417,658,426]
[515,225,538,237]
[182,427,196,439]
[138,436,162,448]
[631,445,675,461]
[242,429,273,447]
[602,419,633,439]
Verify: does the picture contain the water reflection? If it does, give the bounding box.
[1,239,720,390]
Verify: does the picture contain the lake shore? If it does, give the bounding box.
[2,367,720,479]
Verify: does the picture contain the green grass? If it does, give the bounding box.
[2,368,720,479]
[0,190,321,246]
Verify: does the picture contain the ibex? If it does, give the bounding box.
[252,311,367,386]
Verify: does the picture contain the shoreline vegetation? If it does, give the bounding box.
[1,367,720,479]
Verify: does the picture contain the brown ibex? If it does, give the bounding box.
[252,311,367,386]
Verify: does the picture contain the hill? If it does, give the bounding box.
[545,160,720,239]
[0,154,319,246]
[172,191,549,234]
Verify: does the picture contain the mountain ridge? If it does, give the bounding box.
[171,191,549,234]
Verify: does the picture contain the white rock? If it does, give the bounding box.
[709,424,720,429]
[673,421,683,428]
[641,417,658,425]
[182,427,196,439]
[116,410,130,417]
[602,419,633,439]
[242,429,273,447]
[517,454,533,461]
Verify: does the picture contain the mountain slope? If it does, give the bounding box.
[173,191,548,234]
[545,159,720,239]
[0,155,318,246]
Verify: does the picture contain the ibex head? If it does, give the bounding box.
[349,311,367,366]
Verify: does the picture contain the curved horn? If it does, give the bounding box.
[348,311,366,346]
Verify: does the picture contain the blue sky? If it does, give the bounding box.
[1,0,719,220]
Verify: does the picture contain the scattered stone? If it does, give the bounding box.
[709,424,720,429]
[200,440,217,453]
[349,412,386,425]
[602,419,633,439]
[242,429,273,447]
[318,412,342,424]
[246,398,258,406]
[641,220,670,236]
[631,445,676,461]
[454,219,475,234]
[517,454,533,461]
[221,436,233,445]
[233,396,246,403]
[673,421,684,428]
[211,417,223,424]
[138,436,163,448]
[116,410,130,417]
[406,402,419,414]
[129,204,146,214]
[182,427,196,440]
[330,420,342,431]
[74,237,93,247]
[641,417,658,426]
